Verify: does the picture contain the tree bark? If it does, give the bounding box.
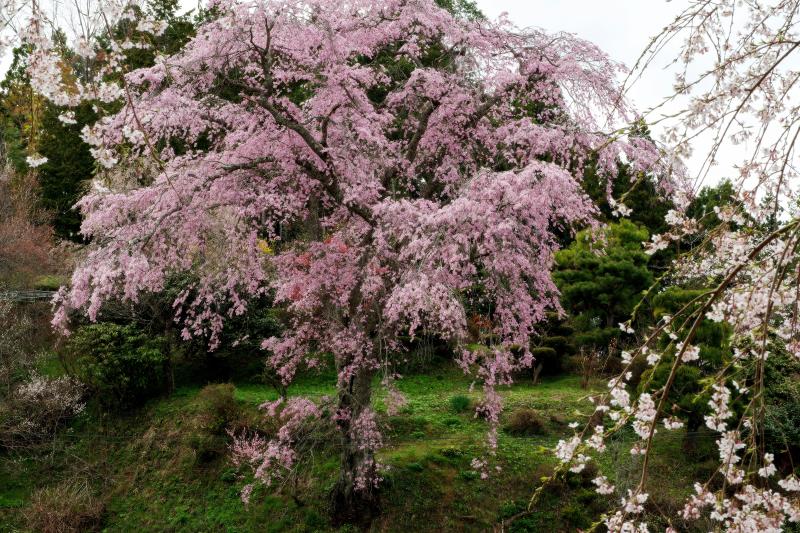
[330,367,379,526]
[532,362,543,385]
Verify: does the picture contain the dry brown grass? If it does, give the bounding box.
[23,480,104,533]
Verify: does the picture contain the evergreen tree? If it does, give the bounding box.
[0,45,43,173]
[554,220,653,349]
[36,102,96,239]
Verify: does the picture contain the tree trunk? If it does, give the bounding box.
[330,367,379,526]
[532,362,543,385]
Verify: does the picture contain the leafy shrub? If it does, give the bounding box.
[23,480,104,533]
[458,469,479,481]
[65,323,167,410]
[449,394,471,413]
[503,408,546,436]
[175,297,282,385]
[442,416,462,428]
[530,347,558,381]
[762,347,800,462]
[561,501,592,529]
[439,446,464,458]
[190,384,243,464]
[0,373,84,448]
[554,220,653,350]
[196,383,241,435]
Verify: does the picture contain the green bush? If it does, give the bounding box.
[503,408,546,436]
[171,294,282,385]
[439,446,464,458]
[458,469,479,481]
[448,394,471,413]
[196,383,241,435]
[66,323,167,410]
[190,384,245,464]
[530,347,559,376]
[762,347,800,461]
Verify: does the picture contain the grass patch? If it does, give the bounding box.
[0,366,709,532]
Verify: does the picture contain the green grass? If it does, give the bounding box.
[32,274,68,291]
[0,366,705,532]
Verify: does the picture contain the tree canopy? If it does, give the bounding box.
[48,0,662,517]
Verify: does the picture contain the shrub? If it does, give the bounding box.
[23,480,104,533]
[458,469,479,481]
[190,384,243,464]
[0,298,33,394]
[0,373,84,449]
[503,408,546,436]
[449,394,471,413]
[65,323,166,410]
[196,383,241,435]
[439,446,464,458]
[554,221,654,351]
[561,501,592,529]
[762,347,800,462]
[530,347,558,382]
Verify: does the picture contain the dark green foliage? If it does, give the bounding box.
[0,44,93,241]
[434,0,484,20]
[582,157,673,237]
[530,347,558,373]
[0,45,38,174]
[191,383,241,464]
[554,220,653,349]
[196,383,240,436]
[529,313,575,379]
[448,394,471,413]
[651,288,731,375]
[36,103,96,240]
[762,347,800,460]
[640,287,732,430]
[685,179,740,232]
[65,323,167,410]
[103,0,195,74]
[640,362,706,430]
[503,408,546,436]
[0,0,196,244]
[175,294,282,385]
[655,180,744,265]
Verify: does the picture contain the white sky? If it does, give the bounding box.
[5,0,728,187]
[474,1,686,116]
[475,1,737,190]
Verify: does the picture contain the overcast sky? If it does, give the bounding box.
[474,1,732,189]
[5,0,726,187]
[475,1,686,127]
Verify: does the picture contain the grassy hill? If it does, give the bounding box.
[0,367,711,532]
